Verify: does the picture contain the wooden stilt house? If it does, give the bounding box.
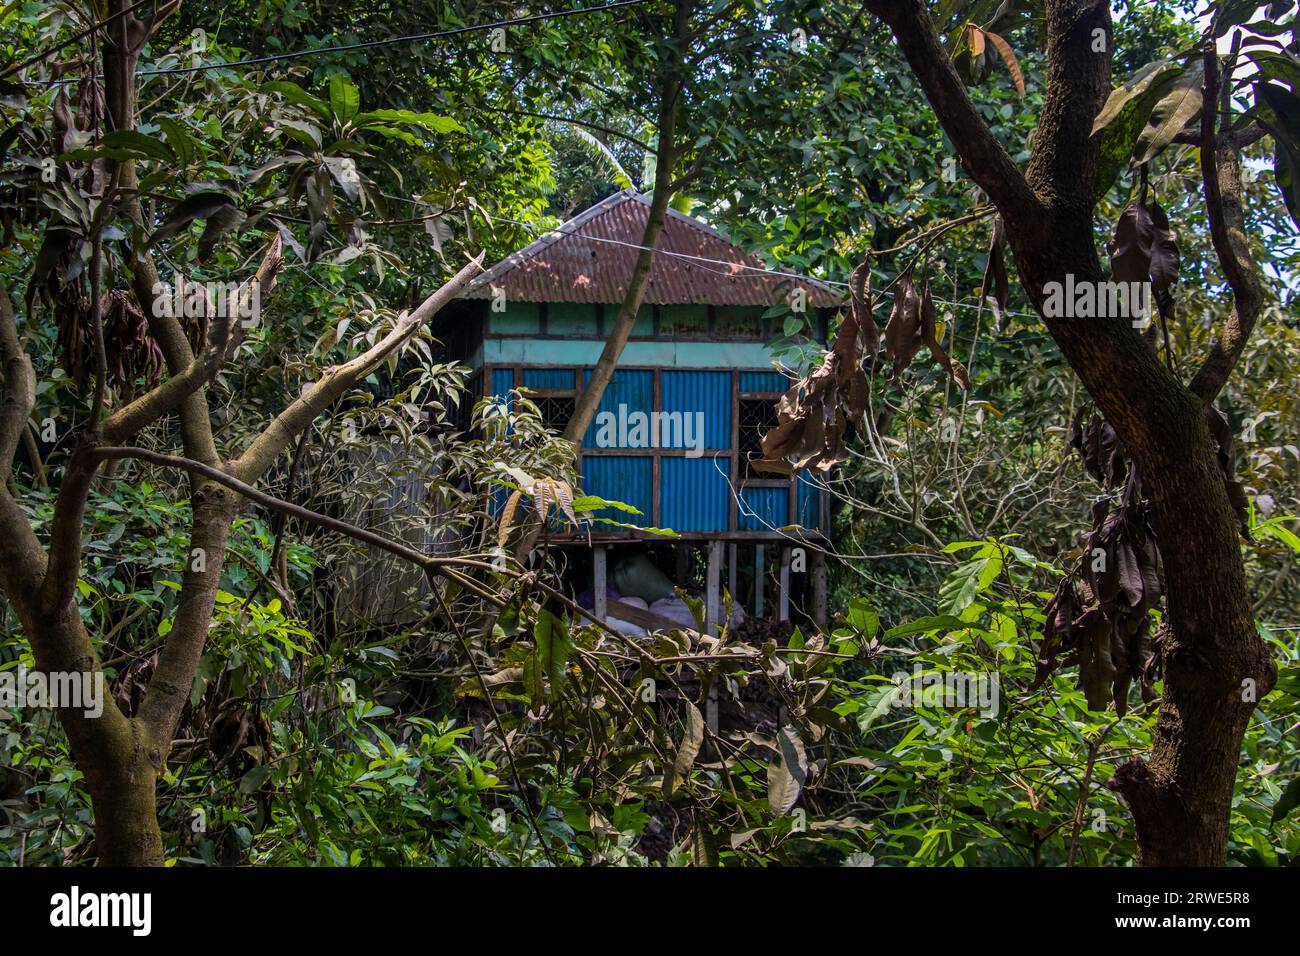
[434,190,840,632]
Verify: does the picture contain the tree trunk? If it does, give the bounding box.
[1105,401,1274,865]
[80,730,166,866]
[863,0,1277,864]
[559,0,691,448]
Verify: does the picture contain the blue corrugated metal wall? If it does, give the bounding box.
[490,368,515,403]
[488,368,516,438]
[738,370,787,393]
[660,456,731,532]
[739,486,788,531]
[483,364,826,535]
[522,367,575,390]
[797,472,822,528]
[659,370,730,449]
[581,369,654,448]
[581,455,652,526]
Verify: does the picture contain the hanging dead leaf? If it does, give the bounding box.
[984,31,1025,98]
[980,217,1010,329]
[1108,200,1181,335]
[750,257,876,475]
[885,273,923,380]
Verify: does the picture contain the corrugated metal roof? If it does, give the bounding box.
[464,191,842,308]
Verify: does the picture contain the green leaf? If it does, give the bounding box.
[855,682,900,732]
[262,81,331,120]
[1271,777,1300,825]
[533,607,573,696]
[155,118,195,166]
[355,109,465,134]
[102,129,173,163]
[1250,50,1300,92]
[1261,519,1300,552]
[1256,83,1300,231]
[883,614,967,640]
[1091,60,1177,136]
[664,701,705,798]
[691,819,720,866]
[1213,0,1264,37]
[329,74,361,122]
[147,191,244,260]
[847,596,879,639]
[1135,60,1205,164]
[238,765,271,794]
[767,724,808,816]
[938,557,994,614]
[572,494,642,515]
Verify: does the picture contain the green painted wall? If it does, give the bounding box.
[487,301,541,334]
[483,338,779,369]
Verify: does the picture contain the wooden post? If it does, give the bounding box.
[754,544,765,618]
[593,545,608,622]
[727,543,737,617]
[813,547,827,628]
[705,539,723,733]
[778,546,791,622]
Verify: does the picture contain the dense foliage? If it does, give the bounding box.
[0,0,1297,866]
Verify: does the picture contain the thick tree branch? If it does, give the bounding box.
[862,0,1041,224]
[0,287,35,485]
[231,254,483,485]
[102,235,284,443]
[103,0,218,469]
[133,474,237,741]
[1023,0,1111,215]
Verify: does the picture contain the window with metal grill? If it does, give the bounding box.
[536,395,576,433]
[738,398,778,478]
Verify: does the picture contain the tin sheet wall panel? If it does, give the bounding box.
[660,456,731,532]
[660,370,730,450]
[797,472,823,530]
[580,455,652,527]
[522,367,576,391]
[739,370,788,393]
[739,486,789,532]
[581,369,654,448]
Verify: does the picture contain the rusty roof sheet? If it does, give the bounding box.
[463,190,842,308]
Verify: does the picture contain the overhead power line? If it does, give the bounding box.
[483,211,1043,322]
[17,0,655,84]
[141,0,655,76]
[0,0,158,80]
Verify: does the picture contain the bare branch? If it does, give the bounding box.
[1189,45,1272,403]
[97,446,441,571]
